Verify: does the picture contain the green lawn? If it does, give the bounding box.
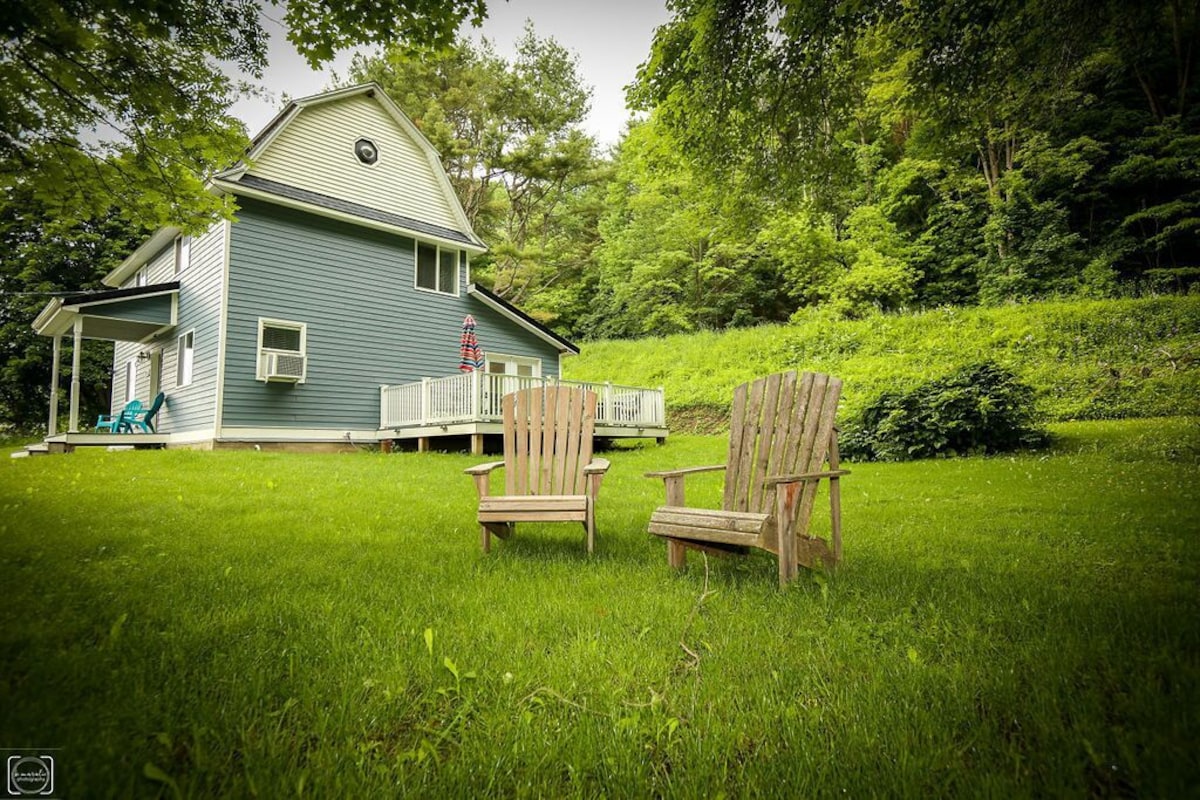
[2,419,1197,797]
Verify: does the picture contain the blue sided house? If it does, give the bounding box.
[32,84,665,453]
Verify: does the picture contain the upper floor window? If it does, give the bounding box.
[135,267,147,287]
[415,242,460,296]
[174,235,190,275]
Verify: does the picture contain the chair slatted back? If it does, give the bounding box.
[723,371,842,522]
[502,386,597,496]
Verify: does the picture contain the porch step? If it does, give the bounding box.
[11,443,49,458]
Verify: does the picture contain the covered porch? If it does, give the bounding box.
[32,282,179,438]
[379,372,667,453]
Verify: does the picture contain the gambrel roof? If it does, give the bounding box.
[105,83,485,286]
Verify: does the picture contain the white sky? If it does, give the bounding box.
[229,0,672,147]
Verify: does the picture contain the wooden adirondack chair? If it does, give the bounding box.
[645,371,849,586]
[465,386,611,554]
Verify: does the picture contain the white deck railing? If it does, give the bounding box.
[380,372,665,431]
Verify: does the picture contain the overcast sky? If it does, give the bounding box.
[229,0,672,147]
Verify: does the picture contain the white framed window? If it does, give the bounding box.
[176,330,194,387]
[256,318,307,383]
[124,358,137,403]
[485,353,542,378]
[174,235,190,275]
[414,242,460,296]
[135,267,148,287]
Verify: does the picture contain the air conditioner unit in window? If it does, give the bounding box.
[263,352,306,382]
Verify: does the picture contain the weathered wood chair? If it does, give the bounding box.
[645,371,848,586]
[465,386,611,554]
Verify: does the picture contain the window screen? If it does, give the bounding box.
[417,243,438,290]
[262,325,302,352]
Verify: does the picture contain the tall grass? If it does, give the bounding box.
[565,296,1200,428]
[1,418,1197,796]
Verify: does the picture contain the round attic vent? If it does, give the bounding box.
[354,138,378,165]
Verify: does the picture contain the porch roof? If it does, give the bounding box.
[32,281,179,342]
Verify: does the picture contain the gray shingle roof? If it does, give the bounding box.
[234,174,482,248]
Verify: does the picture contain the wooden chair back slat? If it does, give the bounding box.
[722,371,843,516]
[790,375,842,535]
[748,372,784,512]
[502,386,597,497]
[722,382,749,511]
[762,370,799,512]
[503,395,517,496]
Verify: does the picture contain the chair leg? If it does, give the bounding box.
[480,524,491,553]
[585,502,595,555]
[776,483,800,587]
[829,476,843,564]
[667,539,687,570]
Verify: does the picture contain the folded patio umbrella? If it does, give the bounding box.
[459,314,484,372]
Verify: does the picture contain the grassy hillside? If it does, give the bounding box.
[565,296,1200,430]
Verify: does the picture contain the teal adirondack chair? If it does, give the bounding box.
[95,400,142,433]
[120,392,165,433]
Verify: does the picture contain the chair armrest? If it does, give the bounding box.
[764,469,850,486]
[464,461,506,476]
[644,465,727,479]
[583,458,611,475]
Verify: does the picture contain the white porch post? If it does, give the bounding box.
[47,335,62,436]
[68,319,83,433]
[470,369,481,419]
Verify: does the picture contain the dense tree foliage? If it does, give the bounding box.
[0,0,486,229]
[628,0,1200,313]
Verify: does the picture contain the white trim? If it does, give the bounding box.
[216,427,379,443]
[484,352,542,378]
[147,347,163,399]
[413,241,460,297]
[467,285,576,355]
[353,137,381,167]
[61,286,179,312]
[176,329,195,387]
[256,318,308,383]
[210,178,487,254]
[174,235,191,275]
[123,358,137,404]
[103,227,180,287]
[213,218,232,439]
[169,428,219,445]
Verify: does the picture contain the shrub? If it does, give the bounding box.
[842,361,1049,461]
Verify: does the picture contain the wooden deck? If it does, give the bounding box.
[379,373,667,448]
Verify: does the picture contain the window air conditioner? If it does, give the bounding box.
[263,352,306,382]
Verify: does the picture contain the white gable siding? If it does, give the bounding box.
[246,95,460,232]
